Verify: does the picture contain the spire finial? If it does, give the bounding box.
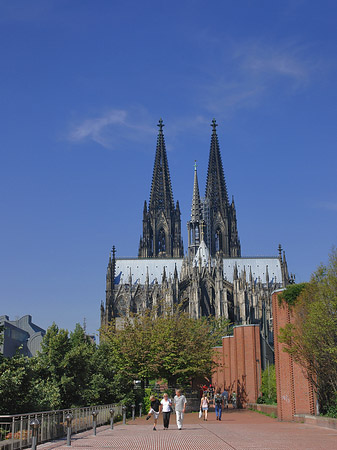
[194,160,197,171]
[158,118,164,132]
[211,118,218,133]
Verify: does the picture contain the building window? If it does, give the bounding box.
[158,229,166,253]
[215,229,222,252]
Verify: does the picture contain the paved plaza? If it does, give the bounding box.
[37,410,337,450]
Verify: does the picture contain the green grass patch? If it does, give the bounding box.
[249,407,277,419]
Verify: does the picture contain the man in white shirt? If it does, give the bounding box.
[173,389,187,430]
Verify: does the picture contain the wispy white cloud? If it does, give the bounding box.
[67,40,322,149]
[235,40,311,84]
[68,107,215,150]
[68,107,156,149]
[196,38,317,117]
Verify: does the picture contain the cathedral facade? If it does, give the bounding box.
[101,119,290,339]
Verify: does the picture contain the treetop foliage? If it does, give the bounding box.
[100,304,230,387]
[1,307,230,415]
[278,283,308,307]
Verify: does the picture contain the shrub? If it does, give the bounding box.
[260,364,277,405]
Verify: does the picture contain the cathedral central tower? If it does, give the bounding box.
[138,119,184,258]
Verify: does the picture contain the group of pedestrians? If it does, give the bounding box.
[200,387,237,421]
[146,389,186,431]
[146,387,237,430]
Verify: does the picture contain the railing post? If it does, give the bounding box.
[62,411,65,438]
[41,414,44,443]
[91,411,98,436]
[30,419,40,450]
[131,404,135,421]
[47,412,50,441]
[11,416,15,450]
[122,405,127,424]
[139,403,142,418]
[65,414,73,447]
[109,409,114,430]
[20,415,23,449]
[28,414,31,449]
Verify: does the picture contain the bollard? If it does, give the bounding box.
[139,402,142,418]
[30,418,40,450]
[109,408,115,430]
[65,414,73,447]
[131,404,135,421]
[91,411,98,436]
[122,405,127,424]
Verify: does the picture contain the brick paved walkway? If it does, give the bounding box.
[36,409,337,450]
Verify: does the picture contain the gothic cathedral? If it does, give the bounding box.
[101,119,290,345]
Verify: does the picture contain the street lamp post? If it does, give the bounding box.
[122,405,127,424]
[65,414,73,447]
[109,408,115,430]
[91,411,99,436]
[30,418,40,450]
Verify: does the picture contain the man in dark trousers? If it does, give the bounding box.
[146,395,161,430]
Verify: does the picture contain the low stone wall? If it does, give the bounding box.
[294,414,337,430]
[247,403,278,417]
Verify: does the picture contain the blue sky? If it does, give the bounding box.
[1,0,336,336]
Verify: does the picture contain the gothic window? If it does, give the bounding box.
[215,228,222,252]
[158,228,166,253]
[195,225,200,243]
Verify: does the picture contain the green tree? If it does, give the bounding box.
[36,323,97,408]
[0,353,33,414]
[279,248,337,416]
[260,364,277,404]
[101,304,230,388]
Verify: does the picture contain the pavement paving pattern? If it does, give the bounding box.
[36,410,337,450]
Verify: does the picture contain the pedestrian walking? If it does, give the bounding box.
[231,391,237,408]
[146,395,160,431]
[200,393,209,421]
[214,388,223,420]
[209,384,214,399]
[173,389,187,430]
[160,393,172,429]
[222,388,229,409]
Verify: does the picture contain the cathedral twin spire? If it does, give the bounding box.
[139,118,240,259]
[149,119,174,212]
[205,119,229,213]
[139,119,183,259]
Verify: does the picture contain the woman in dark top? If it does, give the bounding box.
[146,395,161,430]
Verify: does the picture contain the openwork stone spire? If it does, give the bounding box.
[149,119,174,211]
[203,119,240,257]
[187,161,205,260]
[191,161,202,222]
[205,118,229,212]
[139,119,183,258]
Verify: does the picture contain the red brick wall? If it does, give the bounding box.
[212,325,261,405]
[273,290,315,421]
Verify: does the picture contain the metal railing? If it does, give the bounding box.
[0,404,122,450]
